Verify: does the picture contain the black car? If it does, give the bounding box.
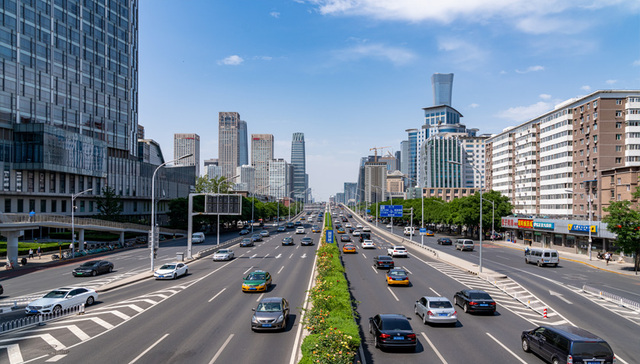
[522,325,614,364]
[369,314,417,351]
[340,234,351,242]
[72,260,114,277]
[240,238,254,247]
[286,222,295,229]
[437,237,452,245]
[251,234,263,242]
[453,289,496,314]
[373,255,395,269]
[301,237,314,246]
[359,232,371,242]
[282,237,294,246]
[294,221,302,227]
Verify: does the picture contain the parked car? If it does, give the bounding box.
[387,246,408,257]
[72,260,114,277]
[26,287,98,315]
[191,232,205,243]
[239,238,254,247]
[373,255,394,269]
[154,262,188,280]
[521,325,615,364]
[453,289,496,314]
[455,239,474,251]
[368,314,417,351]
[212,249,234,261]
[251,297,290,331]
[437,237,452,245]
[301,237,314,246]
[414,296,457,325]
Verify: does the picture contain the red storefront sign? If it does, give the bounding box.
[517,219,533,229]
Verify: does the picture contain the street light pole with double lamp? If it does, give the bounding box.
[217,174,240,246]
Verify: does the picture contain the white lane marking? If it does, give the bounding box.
[301,253,307,259]
[289,253,294,259]
[128,333,169,364]
[250,254,257,259]
[243,266,254,275]
[209,334,234,364]
[296,245,300,250]
[275,246,279,249]
[549,290,573,304]
[387,287,400,302]
[403,266,413,274]
[485,333,527,363]
[421,332,448,364]
[45,354,65,362]
[362,253,367,259]
[277,265,285,274]
[371,266,379,274]
[256,293,265,302]
[275,253,282,259]
[264,253,270,259]
[430,288,440,296]
[209,288,227,303]
[4,344,23,364]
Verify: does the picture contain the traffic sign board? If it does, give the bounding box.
[326,229,334,244]
[380,205,403,218]
[420,228,427,233]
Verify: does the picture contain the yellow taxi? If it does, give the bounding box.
[311,225,321,233]
[386,268,410,286]
[336,227,346,234]
[342,243,357,254]
[242,270,272,292]
[426,230,434,236]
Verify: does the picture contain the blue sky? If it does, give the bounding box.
[139,0,640,201]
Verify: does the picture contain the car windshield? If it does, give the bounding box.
[43,290,69,299]
[160,264,176,270]
[379,257,392,261]
[380,318,412,331]
[80,261,99,267]
[247,274,266,281]
[429,300,453,308]
[469,292,492,300]
[257,302,282,312]
[217,250,229,254]
[243,239,251,242]
[389,270,406,276]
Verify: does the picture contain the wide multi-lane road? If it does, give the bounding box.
[0,217,320,364]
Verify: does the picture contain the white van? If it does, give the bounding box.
[192,232,205,244]
[455,239,474,251]
[524,248,559,267]
[404,226,415,236]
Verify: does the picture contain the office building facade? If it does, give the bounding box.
[218,112,243,179]
[291,132,307,201]
[174,133,199,176]
[269,158,290,200]
[431,73,454,106]
[251,134,274,195]
[236,164,255,193]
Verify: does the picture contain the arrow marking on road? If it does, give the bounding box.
[301,253,307,259]
[275,254,282,259]
[549,290,573,304]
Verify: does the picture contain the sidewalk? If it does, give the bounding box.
[488,238,639,277]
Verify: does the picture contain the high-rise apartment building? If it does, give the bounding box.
[344,182,357,204]
[219,112,244,179]
[174,133,200,176]
[422,133,486,189]
[251,134,274,195]
[291,132,307,201]
[364,162,387,204]
[431,73,454,106]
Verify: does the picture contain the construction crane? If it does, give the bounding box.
[370,146,391,162]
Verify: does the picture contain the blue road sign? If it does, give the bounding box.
[366,209,371,213]
[326,229,334,244]
[380,205,403,218]
[420,228,427,233]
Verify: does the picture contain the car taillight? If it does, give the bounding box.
[427,310,435,316]
[567,354,573,364]
[406,334,416,339]
[379,333,391,339]
[451,311,457,316]
[469,301,478,305]
[490,302,496,306]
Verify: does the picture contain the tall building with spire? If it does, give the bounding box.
[291,132,307,201]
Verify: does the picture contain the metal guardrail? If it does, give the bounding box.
[582,285,640,312]
[0,303,86,334]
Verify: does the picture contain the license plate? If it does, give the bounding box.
[249,287,256,290]
[393,336,404,340]
[586,362,600,364]
[262,324,272,327]
[30,310,38,314]
[439,313,448,316]
[479,304,488,306]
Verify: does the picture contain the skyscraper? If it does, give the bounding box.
[174,133,200,176]
[291,132,307,201]
[431,73,454,106]
[238,120,249,166]
[218,112,243,178]
[251,134,274,195]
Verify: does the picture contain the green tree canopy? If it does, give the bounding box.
[95,186,123,222]
[603,199,640,273]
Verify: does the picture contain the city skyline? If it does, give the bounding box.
[139,1,640,201]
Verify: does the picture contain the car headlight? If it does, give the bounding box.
[43,304,53,308]
[258,283,265,287]
[276,314,284,322]
[251,315,257,323]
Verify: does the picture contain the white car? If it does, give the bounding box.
[213,249,235,261]
[154,262,188,279]
[26,287,98,315]
[361,240,375,249]
[387,246,408,257]
[352,230,361,237]
[192,232,205,243]
[345,223,352,228]
[296,227,305,234]
[356,224,363,229]
[414,296,458,325]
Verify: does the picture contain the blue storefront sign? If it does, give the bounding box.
[533,222,555,230]
[326,229,334,244]
[380,205,403,218]
[568,224,597,233]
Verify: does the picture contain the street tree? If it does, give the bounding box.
[95,186,123,221]
[603,200,640,273]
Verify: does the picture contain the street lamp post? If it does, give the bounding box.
[448,160,483,273]
[71,188,92,258]
[151,153,192,272]
[483,198,495,242]
[251,185,270,233]
[217,175,240,246]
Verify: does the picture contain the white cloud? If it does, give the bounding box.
[634,59,640,66]
[270,11,280,18]
[581,85,591,91]
[496,101,554,123]
[605,79,617,85]
[515,16,588,35]
[253,56,273,61]
[334,43,416,65]
[515,65,544,74]
[539,94,551,100]
[218,55,244,66]
[469,103,480,108]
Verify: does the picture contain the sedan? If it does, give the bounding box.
[453,289,496,314]
[437,237,452,245]
[72,260,114,277]
[154,262,188,279]
[373,255,395,269]
[311,225,321,233]
[26,287,98,315]
[361,240,375,249]
[277,226,286,232]
[251,297,290,331]
[239,229,249,235]
[259,230,270,237]
[301,237,314,246]
[414,296,457,325]
[386,268,410,286]
[212,249,234,261]
[282,237,294,246]
[239,238,254,247]
[250,234,263,242]
[295,227,305,234]
[340,234,351,242]
[242,270,272,292]
[352,230,361,237]
[342,243,356,253]
[369,314,417,351]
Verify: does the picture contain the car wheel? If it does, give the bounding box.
[553,263,558,267]
[173,273,177,280]
[423,313,428,325]
[184,269,188,277]
[91,270,97,277]
[525,258,529,264]
[522,338,531,352]
[374,335,380,348]
[52,305,62,315]
[464,303,469,313]
[537,260,542,267]
[108,266,113,273]
[86,296,95,306]
[414,305,418,315]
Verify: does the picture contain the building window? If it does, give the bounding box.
[61,200,67,213]
[616,145,622,152]
[593,135,598,142]
[39,172,45,192]
[616,122,622,128]
[594,100,598,108]
[616,134,622,140]
[49,173,56,193]
[51,200,57,213]
[17,199,24,213]
[616,99,622,105]
[580,150,584,156]
[615,157,622,163]
[618,194,622,201]
[4,199,11,213]
[580,106,584,112]
[16,171,22,191]
[627,185,631,191]
[593,146,598,153]
[617,178,622,185]
[40,200,46,213]
[615,111,622,117]
[580,161,584,167]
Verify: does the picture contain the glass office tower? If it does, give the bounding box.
[291,132,306,201]
[431,73,453,106]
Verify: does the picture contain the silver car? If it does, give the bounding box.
[212,249,234,261]
[455,239,475,251]
[414,296,458,325]
[251,297,290,331]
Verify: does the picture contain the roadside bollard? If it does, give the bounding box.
[543,308,547,319]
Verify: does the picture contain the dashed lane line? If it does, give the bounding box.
[208,288,227,303]
[485,333,527,364]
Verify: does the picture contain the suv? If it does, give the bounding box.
[521,325,614,364]
[387,246,408,257]
[455,239,474,251]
